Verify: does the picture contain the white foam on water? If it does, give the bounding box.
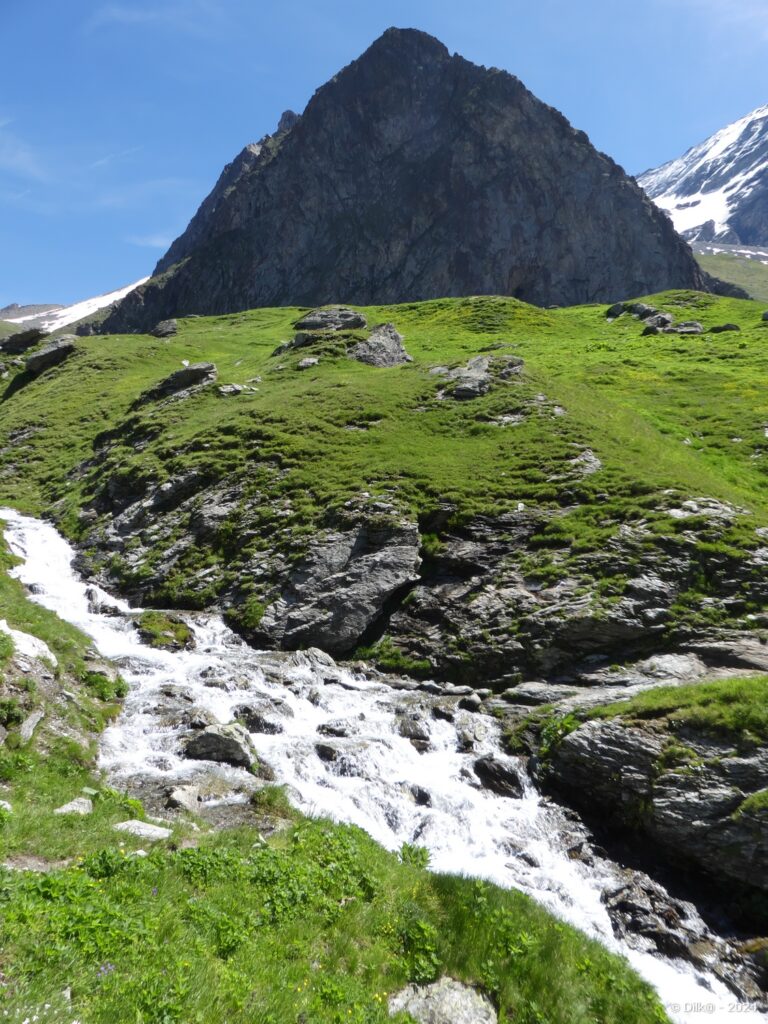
[2,507,765,1024]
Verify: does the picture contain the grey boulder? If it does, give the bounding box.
[151,319,178,338]
[25,337,76,376]
[294,307,367,331]
[388,977,497,1024]
[138,362,217,404]
[348,323,412,367]
[183,723,257,769]
[710,323,741,333]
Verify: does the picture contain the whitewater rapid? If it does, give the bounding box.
[2,508,764,1024]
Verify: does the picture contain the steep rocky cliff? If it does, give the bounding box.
[101,28,711,333]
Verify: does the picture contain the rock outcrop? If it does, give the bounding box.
[25,337,76,376]
[544,717,768,899]
[100,28,712,334]
[388,978,497,1024]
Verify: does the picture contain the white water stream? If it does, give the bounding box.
[2,508,765,1024]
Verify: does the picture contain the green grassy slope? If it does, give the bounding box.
[1,290,767,616]
[697,252,768,304]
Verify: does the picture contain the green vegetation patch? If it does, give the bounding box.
[590,675,768,746]
[135,610,194,650]
[0,818,669,1024]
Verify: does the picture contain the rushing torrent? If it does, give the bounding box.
[2,508,765,1024]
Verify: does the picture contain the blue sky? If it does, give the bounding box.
[1,0,766,307]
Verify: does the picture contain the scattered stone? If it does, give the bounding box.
[297,356,319,370]
[388,977,497,1024]
[54,797,93,816]
[183,723,257,769]
[19,710,44,743]
[113,820,172,841]
[0,800,12,813]
[151,319,179,338]
[762,311,768,322]
[166,785,202,813]
[294,307,367,331]
[25,337,76,376]
[626,303,658,319]
[605,302,625,319]
[710,323,741,333]
[675,321,703,334]
[643,313,673,329]
[348,322,412,367]
[398,715,430,751]
[474,756,525,798]
[218,383,245,396]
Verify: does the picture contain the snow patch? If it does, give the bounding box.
[7,278,148,331]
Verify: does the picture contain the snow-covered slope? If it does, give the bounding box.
[640,104,768,245]
[6,278,148,332]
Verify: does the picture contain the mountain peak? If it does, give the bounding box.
[104,29,709,333]
[640,104,768,245]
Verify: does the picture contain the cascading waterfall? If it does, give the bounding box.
[2,508,765,1024]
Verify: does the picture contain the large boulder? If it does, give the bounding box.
[183,723,257,769]
[294,307,367,331]
[254,503,421,655]
[0,327,49,355]
[474,756,524,798]
[25,337,76,376]
[388,977,497,1024]
[349,323,412,367]
[151,319,178,338]
[137,362,217,404]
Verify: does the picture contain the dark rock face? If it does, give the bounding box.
[474,756,524,798]
[546,718,768,897]
[253,503,422,655]
[101,28,708,333]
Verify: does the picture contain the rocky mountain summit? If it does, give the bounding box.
[100,28,714,333]
[641,104,768,245]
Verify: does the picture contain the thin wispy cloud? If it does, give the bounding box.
[0,125,47,181]
[125,232,174,249]
[85,0,227,36]
[663,0,768,39]
[89,146,143,170]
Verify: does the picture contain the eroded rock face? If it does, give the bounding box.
[100,28,710,333]
[546,718,768,895]
[388,977,497,1024]
[254,506,422,655]
[0,328,49,355]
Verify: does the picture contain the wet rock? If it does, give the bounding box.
[317,720,349,738]
[411,785,432,806]
[150,319,178,338]
[54,797,93,816]
[294,307,367,331]
[474,756,524,798]
[458,693,482,712]
[233,704,284,734]
[398,715,430,751]
[113,819,172,841]
[183,723,257,769]
[388,977,497,1024]
[315,742,339,762]
[348,323,412,367]
[25,338,76,376]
